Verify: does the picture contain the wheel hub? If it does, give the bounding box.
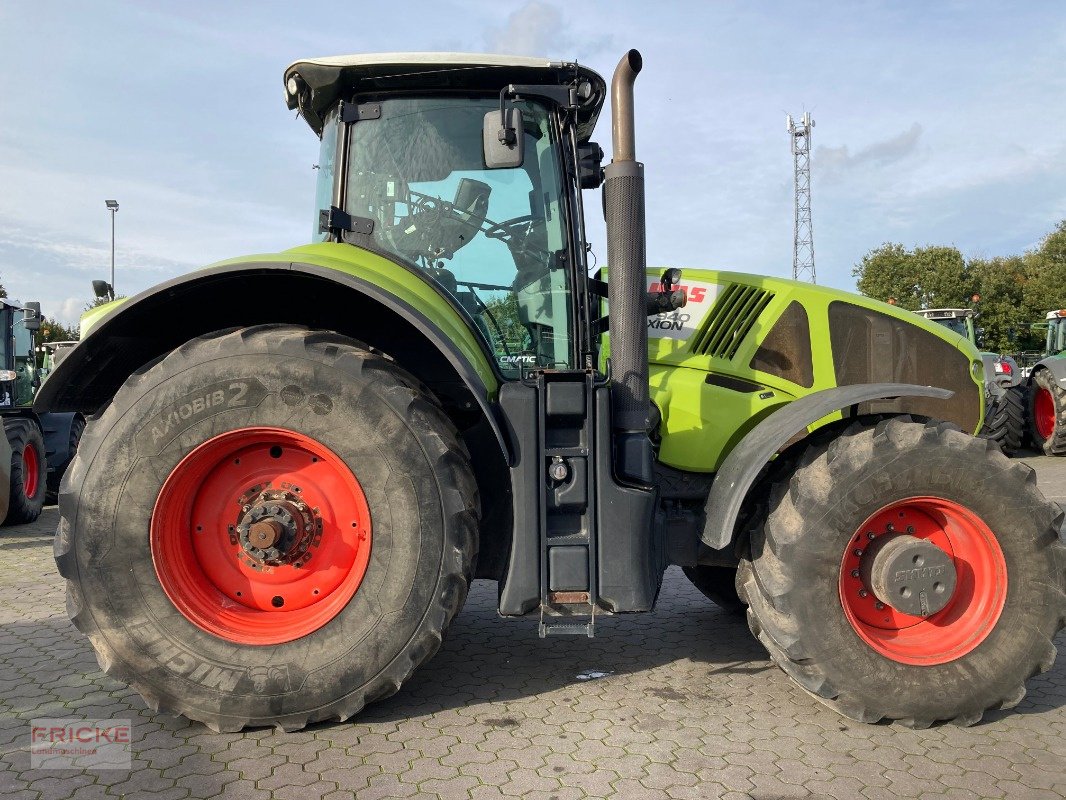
[235,490,318,568]
[839,496,1007,666]
[860,534,956,616]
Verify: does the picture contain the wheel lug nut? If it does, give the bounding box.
[866,532,876,540]
[854,549,863,557]
[906,526,915,534]
[859,589,868,598]
[851,569,860,578]
[875,602,885,610]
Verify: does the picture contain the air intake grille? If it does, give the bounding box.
[691,284,775,358]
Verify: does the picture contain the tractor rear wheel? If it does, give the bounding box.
[3,418,46,525]
[980,385,1025,455]
[55,325,479,731]
[1030,369,1066,455]
[738,417,1066,727]
[682,566,744,615]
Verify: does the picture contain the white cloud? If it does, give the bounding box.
[484,1,564,56]
[817,123,923,178]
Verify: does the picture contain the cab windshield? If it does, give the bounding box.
[930,317,969,339]
[1048,318,1066,355]
[336,96,573,377]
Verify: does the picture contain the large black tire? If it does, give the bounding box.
[55,325,479,731]
[682,566,744,615]
[1029,368,1066,456]
[46,414,85,504]
[3,418,46,526]
[737,417,1066,727]
[980,385,1025,456]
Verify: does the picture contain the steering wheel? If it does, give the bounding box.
[484,215,538,245]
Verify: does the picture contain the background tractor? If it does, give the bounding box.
[0,299,83,525]
[1026,309,1066,454]
[914,308,1025,454]
[37,50,1065,732]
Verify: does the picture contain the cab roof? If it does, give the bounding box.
[918,308,973,318]
[283,52,606,143]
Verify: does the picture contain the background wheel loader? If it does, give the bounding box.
[36,49,1065,732]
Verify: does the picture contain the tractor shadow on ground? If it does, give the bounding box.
[349,569,781,726]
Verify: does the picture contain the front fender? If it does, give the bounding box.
[1032,356,1066,389]
[700,383,953,549]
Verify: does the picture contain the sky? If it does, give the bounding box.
[1,1,1064,324]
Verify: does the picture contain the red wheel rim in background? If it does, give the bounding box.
[22,441,39,499]
[151,427,373,645]
[1034,387,1056,440]
[839,497,1007,666]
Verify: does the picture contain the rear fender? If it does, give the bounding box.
[700,383,953,549]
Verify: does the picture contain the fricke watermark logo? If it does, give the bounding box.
[30,719,132,770]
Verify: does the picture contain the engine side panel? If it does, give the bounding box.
[643,269,985,473]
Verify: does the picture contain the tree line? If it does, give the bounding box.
[853,220,1066,354]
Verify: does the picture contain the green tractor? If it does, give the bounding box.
[0,299,83,525]
[913,308,1026,454]
[1027,309,1066,454]
[37,50,1065,732]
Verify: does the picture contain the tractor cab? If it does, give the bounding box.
[915,308,976,344]
[1044,310,1066,356]
[286,54,608,377]
[0,299,41,409]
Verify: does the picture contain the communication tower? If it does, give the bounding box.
[787,112,816,283]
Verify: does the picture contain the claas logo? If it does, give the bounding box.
[648,283,707,302]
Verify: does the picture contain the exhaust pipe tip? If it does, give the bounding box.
[611,49,643,163]
[623,49,642,76]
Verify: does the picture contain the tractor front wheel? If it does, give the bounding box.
[738,417,1066,726]
[1030,369,1066,455]
[3,418,46,526]
[55,325,479,731]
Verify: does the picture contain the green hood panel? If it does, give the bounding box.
[643,267,985,472]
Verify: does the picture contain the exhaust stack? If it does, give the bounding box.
[604,49,652,483]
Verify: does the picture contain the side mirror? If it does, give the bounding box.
[483,108,524,169]
[23,301,41,331]
[975,326,985,347]
[647,269,687,316]
[92,279,115,301]
[577,142,604,189]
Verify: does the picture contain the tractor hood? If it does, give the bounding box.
[283,52,606,143]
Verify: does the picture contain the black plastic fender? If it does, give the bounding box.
[700,383,953,550]
[38,412,79,477]
[1031,356,1066,389]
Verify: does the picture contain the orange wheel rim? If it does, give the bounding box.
[151,427,372,645]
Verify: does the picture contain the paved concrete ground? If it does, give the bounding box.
[2,455,1065,800]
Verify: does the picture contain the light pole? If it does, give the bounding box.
[105,199,119,294]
